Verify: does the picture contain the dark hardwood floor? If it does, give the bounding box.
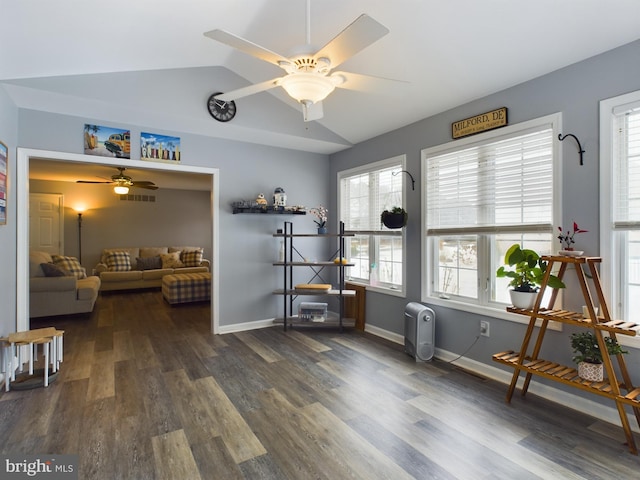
[1,290,639,479]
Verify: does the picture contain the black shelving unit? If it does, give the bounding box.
[273,221,355,331]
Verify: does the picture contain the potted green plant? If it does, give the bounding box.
[496,244,565,309]
[381,207,407,229]
[570,331,627,382]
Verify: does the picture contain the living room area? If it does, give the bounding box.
[26,156,215,326]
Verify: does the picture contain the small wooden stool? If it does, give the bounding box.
[1,327,65,391]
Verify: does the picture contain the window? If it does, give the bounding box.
[600,90,640,328]
[338,155,406,293]
[422,114,561,312]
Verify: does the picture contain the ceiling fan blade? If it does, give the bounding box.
[76,180,113,184]
[313,14,389,69]
[331,71,408,92]
[215,77,284,101]
[302,101,323,122]
[204,29,291,67]
[132,183,159,190]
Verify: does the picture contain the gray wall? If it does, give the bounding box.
[329,40,640,389]
[0,85,18,339]
[14,109,331,327]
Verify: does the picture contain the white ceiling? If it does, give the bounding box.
[2,0,640,155]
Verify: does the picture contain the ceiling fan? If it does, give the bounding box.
[77,167,158,194]
[204,1,391,121]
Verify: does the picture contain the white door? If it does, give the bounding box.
[29,193,64,255]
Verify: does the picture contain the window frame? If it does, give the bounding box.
[600,90,640,348]
[338,155,407,297]
[421,113,563,323]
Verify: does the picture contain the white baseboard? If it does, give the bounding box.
[364,324,404,344]
[218,318,277,334]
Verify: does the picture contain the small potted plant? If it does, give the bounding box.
[570,331,627,382]
[310,205,328,234]
[496,244,565,309]
[381,206,407,229]
[557,221,588,253]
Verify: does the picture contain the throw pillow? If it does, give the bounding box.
[181,249,203,267]
[160,251,183,269]
[40,262,72,277]
[105,251,132,272]
[51,255,86,279]
[136,255,162,271]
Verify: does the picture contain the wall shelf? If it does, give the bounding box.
[233,206,306,214]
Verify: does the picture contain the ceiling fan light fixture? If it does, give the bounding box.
[114,185,129,195]
[279,72,336,104]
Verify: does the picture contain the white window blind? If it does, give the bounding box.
[613,103,640,228]
[341,163,403,233]
[339,156,406,292]
[426,127,554,235]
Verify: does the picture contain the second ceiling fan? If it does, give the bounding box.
[204,1,391,121]
[77,167,158,194]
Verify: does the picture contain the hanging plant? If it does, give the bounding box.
[381,207,407,229]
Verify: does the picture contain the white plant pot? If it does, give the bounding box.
[509,290,537,310]
[578,361,604,382]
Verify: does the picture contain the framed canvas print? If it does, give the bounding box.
[84,124,131,159]
[0,141,7,225]
[141,132,180,162]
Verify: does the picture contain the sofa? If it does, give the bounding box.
[94,246,210,291]
[29,251,102,318]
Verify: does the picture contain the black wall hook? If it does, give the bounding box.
[392,170,416,190]
[558,133,585,166]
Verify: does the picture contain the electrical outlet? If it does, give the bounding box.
[480,320,490,337]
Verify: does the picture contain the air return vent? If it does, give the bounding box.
[119,194,156,202]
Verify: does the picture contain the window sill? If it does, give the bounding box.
[348,280,405,298]
[423,295,563,331]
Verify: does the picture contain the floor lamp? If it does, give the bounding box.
[75,207,86,264]
[77,213,83,263]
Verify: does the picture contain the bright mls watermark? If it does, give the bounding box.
[0,455,77,479]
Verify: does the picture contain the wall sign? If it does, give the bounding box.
[452,107,508,139]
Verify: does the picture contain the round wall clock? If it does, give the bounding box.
[207,93,237,122]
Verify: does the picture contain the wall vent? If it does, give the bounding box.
[119,194,156,202]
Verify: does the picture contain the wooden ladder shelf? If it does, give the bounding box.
[493,255,640,454]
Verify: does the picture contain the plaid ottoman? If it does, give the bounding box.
[162,272,211,304]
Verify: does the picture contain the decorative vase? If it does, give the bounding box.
[317,227,327,234]
[509,290,537,310]
[578,361,603,382]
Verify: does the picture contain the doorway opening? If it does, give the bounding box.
[16,148,219,334]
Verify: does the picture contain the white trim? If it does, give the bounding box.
[16,148,220,334]
[420,113,563,312]
[337,154,407,295]
[364,323,404,344]
[599,89,640,349]
[218,318,277,334]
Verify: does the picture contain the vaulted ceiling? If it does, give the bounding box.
[2,0,640,155]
